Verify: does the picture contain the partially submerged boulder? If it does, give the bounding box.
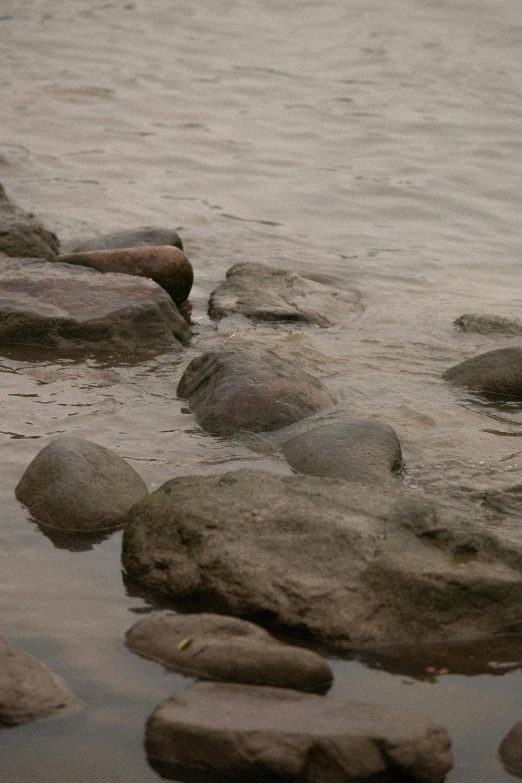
[125,613,332,692]
[0,635,75,726]
[454,313,522,336]
[146,681,453,783]
[499,722,522,778]
[209,262,362,327]
[0,183,59,260]
[0,257,191,354]
[122,469,522,648]
[177,348,335,435]
[443,347,522,398]
[55,246,193,305]
[73,225,183,252]
[281,419,403,481]
[16,436,148,531]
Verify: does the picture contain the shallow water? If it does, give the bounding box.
[1,0,522,780]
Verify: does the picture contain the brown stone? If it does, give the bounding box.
[73,225,183,252]
[443,347,522,398]
[499,722,522,777]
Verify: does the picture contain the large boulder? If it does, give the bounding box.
[499,722,522,778]
[281,419,403,481]
[73,225,183,252]
[454,313,522,336]
[55,246,193,305]
[209,262,362,327]
[125,613,332,692]
[177,348,335,435]
[122,469,522,648]
[0,183,59,260]
[146,681,453,783]
[0,635,75,726]
[443,347,522,398]
[16,436,148,532]
[0,257,191,354]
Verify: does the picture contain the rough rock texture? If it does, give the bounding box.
[209,262,362,327]
[126,613,332,692]
[146,682,453,783]
[499,722,522,778]
[0,635,75,726]
[0,183,59,260]
[443,347,522,398]
[281,419,403,482]
[454,313,522,336]
[55,246,193,305]
[73,225,183,252]
[0,257,191,354]
[16,436,148,531]
[177,349,335,435]
[122,469,522,648]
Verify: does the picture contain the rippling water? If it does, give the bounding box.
[1,1,522,781]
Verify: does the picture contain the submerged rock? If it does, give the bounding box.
[454,313,522,336]
[0,183,60,260]
[55,245,193,304]
[281,419,403,481]
[16,436,148,532]
[0,257,191,354]
[443,347,522,398]
[126,613,332,692]
[209,261,362,327]
[146,681,453,783]
[177,348,335,435]
[499,722,522,778]
[0,635,75,726]
[122,469,522,648]
[73,226,183,252]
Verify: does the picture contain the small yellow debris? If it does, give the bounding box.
[177,637,193,651]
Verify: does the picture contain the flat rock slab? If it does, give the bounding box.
[126,613,332,692]
[122,469,522,648]
[209,262,362,327]
[177,349,335,435]
[0,257,191,354]
[55,246,193,305]
[16,436,148,532]
[73,225,183,252]
[0,635,75,726]
[454,313,522,336]
[499,722,522,778]
[146,681,453,783]
[281,419,403,482]
[0,183,59,260]
[443,347,522,398]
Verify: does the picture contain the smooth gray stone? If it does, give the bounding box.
[454,313,522,336]
[73,225,183,252]
[499,722,522,778]
[145,681,453,783]
[443,347,522,397]
[0,183,59,260]
[16,436,148,531]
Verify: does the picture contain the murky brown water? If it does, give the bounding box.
[1,0,522,780]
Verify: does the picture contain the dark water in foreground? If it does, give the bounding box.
[1,0,522,780]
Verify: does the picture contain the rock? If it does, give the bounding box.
[26,366,121,386]
[73,226,183,252]
[55,245,193,304]
[125,613,332,692]
[454,313,522,336]
[0,257,191,354]
[16,436,148,532]
[443,347,522,398]
[145,681,453,783]
[281,419,403,482]
[499,722,522,778]
[177,349,335,435]
[209,262,362,327]
[122,469,522,648]
[0,183,59,260]
[0,634,75,726]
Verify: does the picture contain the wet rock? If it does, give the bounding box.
[0,257,191,354]
[209,262,362,327]
[454,313,522,336]
[122,469,522,648]
[499,722,522,778]
[281,419,403,481]
[55,245,193,304]
[146,681,453,783]
[177,348,335,435]
[443,347,522,398]
[0,183,59,260]
[16,436,148,532]
[26,365,121,386]
[125,613,332,692]
[0,634,75,726]
[73,225,183,252]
